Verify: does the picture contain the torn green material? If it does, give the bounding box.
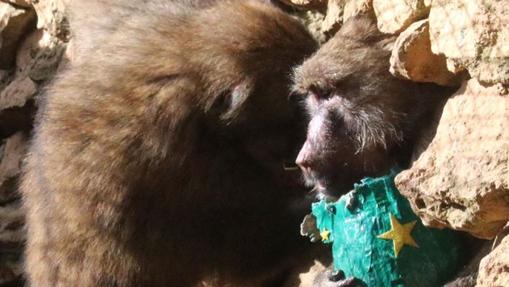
[312,170,463,287]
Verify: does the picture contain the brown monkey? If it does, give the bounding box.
[21,1,318,286]
[293,16,454,199]
[293,16,456,286]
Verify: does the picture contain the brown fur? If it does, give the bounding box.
[292,17,455,198]
[21,1,318,286]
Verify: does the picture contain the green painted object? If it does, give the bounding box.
[311,170,463,287]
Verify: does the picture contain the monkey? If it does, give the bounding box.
[292,16,456,286]
[292,16,455,199]
[20,1,319,286]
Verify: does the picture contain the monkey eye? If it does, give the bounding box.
[308,85,331,101]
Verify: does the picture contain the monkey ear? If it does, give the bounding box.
[209,82,252,121]
[339,16,381,43]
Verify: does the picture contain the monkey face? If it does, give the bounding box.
[292,17,406,197]
[190,1,318,191]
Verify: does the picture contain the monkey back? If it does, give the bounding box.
[311,170,464,287]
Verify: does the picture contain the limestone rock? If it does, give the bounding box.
[0,133,26,202]
[31,0,69,40]
[477,229,509,287]
[373,0,429,34]
[3,1,31,8]
[429,0,509,84]
[321,0,343,37]
[390,19,461,86]
[395,79,509,239]
[0,3,36,68]
[26,29,66,81]
[0,75,36,109]
[343,0,373,22]
[0,133,27,285]
[280,0,327,10]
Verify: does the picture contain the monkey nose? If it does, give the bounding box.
[296,142,313,170]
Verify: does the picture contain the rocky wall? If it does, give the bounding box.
[0,0,507,286]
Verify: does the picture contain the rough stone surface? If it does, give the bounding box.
[429,0,509,84]
[477,227,509,287]
[320,0,343,37]
[390,19,462,86]
[0,133,27,285]
[395,79,509,239]
[343,0,373,22]
[31,0,69,40]
[281,0,326,9]
[373,0,429,34]
[0,3,36,68]
[4,1,31,8]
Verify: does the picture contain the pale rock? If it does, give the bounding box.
[395,79,509,239]
[373,0,429,34]
[31,0,69,40]
[477,229,509,287]
[280,0,327,9]
[390,19,461,86]
[321,0,344,37]
[0,204,24,245]
[299,10,328,43]
[3,1,31,8]
[429,0,509,84]
[0,75,36,109]
[343,0,373,22]
[0,133,26,284]
[15,28,43,74]
[0,133,25,186]
[27,29,66,81]
[0,3,36,68]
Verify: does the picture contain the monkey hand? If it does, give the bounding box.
[313,270,363,287]
[327,270,363,287]
[300,214,321,242]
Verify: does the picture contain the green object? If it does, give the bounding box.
[312,170,463,287]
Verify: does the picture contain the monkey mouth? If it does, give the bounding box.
[302,168,357,198]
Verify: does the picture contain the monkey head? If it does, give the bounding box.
[192,1,319,188]
[292,17,445,197]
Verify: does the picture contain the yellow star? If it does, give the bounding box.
[320,229,331,242]
[377,213,418,257]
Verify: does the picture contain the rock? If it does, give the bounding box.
[3,1,31,8]
[0,3,36,68]
[0,133,26,200]
[0,28,65,111]
[395,79,509,239]
[31,0,69,40]
[390,19,462,86]
[15,28,43,73]
[26,29,66,81]
[429,0,509,84]
[477,228,509,287]
[343,0,373,22]
[0,133,26,285]
[373,0,429,34]
[280,0,327,10]
[321,0,344,37]
[0,75,37,109]
[298,10,328,43]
